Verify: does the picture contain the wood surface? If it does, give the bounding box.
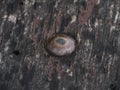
[0,0,120,90]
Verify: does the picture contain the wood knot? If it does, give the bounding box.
[45,34,77,56]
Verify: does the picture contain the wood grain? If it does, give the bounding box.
[0,0,120,90]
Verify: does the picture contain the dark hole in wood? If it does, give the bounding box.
[12,50,20,56]
[81,0,87,10]
[19,2,24,6]
[110,83,117,90]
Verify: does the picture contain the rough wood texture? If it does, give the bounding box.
[0,0,120,90]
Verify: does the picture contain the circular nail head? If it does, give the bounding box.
[46,34,76,56]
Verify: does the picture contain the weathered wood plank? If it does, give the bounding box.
[0,0,120,90]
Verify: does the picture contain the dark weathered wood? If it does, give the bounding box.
[0,0,120,90]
